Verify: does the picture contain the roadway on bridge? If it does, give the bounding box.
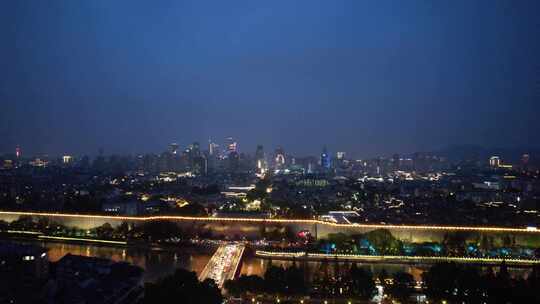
[199,243,245,289]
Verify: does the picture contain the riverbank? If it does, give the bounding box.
[255,250,540,267]
[0,231,217,255]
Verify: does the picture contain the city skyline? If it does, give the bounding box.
[3,140,539,164]
[2,1,540,303]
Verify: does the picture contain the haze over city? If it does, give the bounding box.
[2,1,540,304]
[1,0,539,157]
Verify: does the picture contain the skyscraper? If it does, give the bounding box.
[208,139,219,156]
[228,151,239,172]
[226,137,237,154]
[321,146,331,169]
[489,156,501,167]
[392,153,400,171]
[255,145,265,171]
[193,156,208,176]
[274,146,285,168]
[170,143,179,155]
[192,142,201,157]
[522,154,530,171]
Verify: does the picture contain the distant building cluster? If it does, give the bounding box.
[0,142,539,227]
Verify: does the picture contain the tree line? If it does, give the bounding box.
[222,260,540,304]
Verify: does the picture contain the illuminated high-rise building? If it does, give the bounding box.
[489,156,501,167]
[170,143,179,155]
[321,146,331,169]
[62,155,73,164]
[274,146,285,168]
[336,152,345,160]
[226,137,237,153]
[208,140,219,156]
[15,146,21,158]
[255,145,265,171]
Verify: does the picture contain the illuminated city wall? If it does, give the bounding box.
[313,224,540,246]
[1,211,539,246]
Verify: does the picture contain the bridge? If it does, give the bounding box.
[199,243,245,289]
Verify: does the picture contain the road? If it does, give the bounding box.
[199,243,245,288]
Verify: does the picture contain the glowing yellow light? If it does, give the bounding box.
[254,251,540,266]
[38,235,127,245]
[7,230,43,235]
[0,210,538,234]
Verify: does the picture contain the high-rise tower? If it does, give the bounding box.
[170,143,179,155]
[274,146,285,168]
[255,145,266,171]
[321,146,331,169]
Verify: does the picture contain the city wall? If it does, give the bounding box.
[1,211,539,246]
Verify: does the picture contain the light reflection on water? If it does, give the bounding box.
[35,241,213,283]
[240,257,429,282]
[21,241,533,283]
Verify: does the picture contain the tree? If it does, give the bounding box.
[485,261,512,304]
[0,220,9,231]
[423,262,487,303]
[96,222,114,239]
[364,229,402,255]
[285,262,307,295]
[456,265,486,303]
[36,217,51,230]
[10,215,35,231]
[139,220,183,241]
[326,233,352,252]
[224,275,265,297]
[143,269,222,304]
[264,265,287,294]
[442,232,468,256]
[115,222,131,238]
[387,272,415,303]
[423,263,463,302]
[479,235,492,255]
[349,263,376,300]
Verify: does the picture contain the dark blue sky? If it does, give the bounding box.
[1,0,539,157]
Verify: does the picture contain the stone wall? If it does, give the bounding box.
[1,212,539,246]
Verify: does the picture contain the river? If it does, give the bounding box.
[12,240,532,283]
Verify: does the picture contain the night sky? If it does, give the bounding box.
[1,1,539,157]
